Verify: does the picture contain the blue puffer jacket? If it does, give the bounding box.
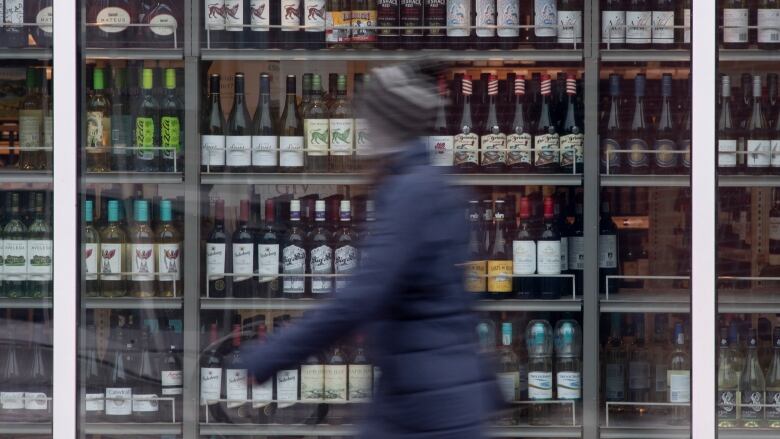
[245,141,498,438]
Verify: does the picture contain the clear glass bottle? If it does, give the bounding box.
[100,200,127,298]
[526,319,553,425]
[555,320,582,423]
[496,321,520,425]
[27,192,52,298]
[304,74,329,172]
[329,75,354,173]
[740,328,766,428]
[667,322,691,426]
[84,200,101,297]
[127,200,156,298]
[765,327,780,428]
[718,326,739,428]
[156,199,182,297]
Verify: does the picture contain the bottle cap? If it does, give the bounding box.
[754,74,763,98]
[519,196,530,219]
[721,74,731,98]
[286,75,296,94]
[340,200,351,221]
[543,196,554,219]
[634,74,646,98]
[107,200,120,222]
[93,68,105,90]
[160,199,173,222]
[264,199,275,222]
[209,74,220,94]
[240,199,250,222]
[314,200,326,222]
[514,75,525,96]
[661,74,673,97]
[462,76,472,96]
[165,68,176,90]
[134,200,149,222]
[609,74,621,97]
[142,68,154,90]
[290,199,301,221]
[85,200,94,222]
[234,72,245,94]
[260,73,271,93]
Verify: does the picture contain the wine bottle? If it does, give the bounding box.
[626,318,650,407]
[225,73,253,173]
[534,0,557,44]
[324,346,348,424]
[748,75,771,174]
[133,69,160,172]
[507,75,532,172]
[527,320,553,425]
[512,196,536,299]
[88,1,137,48]
[475,0,497,46]
[400,0,423,48]
[206,199,228,298]
[250,0,273,47]
[0,322,23,420]
[560,74,583,174]
[86,68,112,173]
[1,0,26,48]
[667,323,691,426]
[202,74,226,173]
[680,0,690,46]
[534,74,560,173]
[535,197,561,299]
[718,75,738,173]
[23,312,50,419]
[224,0,247,47]
[599,197,618,296]
[604,314,626,405]
[722,0,748,49]
[326,0,350,48]
[348,335,372,405]
[18,67,44,171]
[232,200,256,298]
[353,0,378,48]
[30,0,53,47]
[446,0,472,49]
[157,199,182,297]
[424,0,446,47]
[1,193,25,298]
[329,75,354,172]
[280,0,302,49]
[279,75,305,172]
[716,326,737,426]
[110,67,132,171]
[105,335,133,421]
[602,0,626,48]
[758,0,780,50]
[567,195,583,295]
[282,200,306,297]
[200,323,225,423]
[128,200,156,297]
[679,74,692,171]
[300,351,326,424]
[132,330,160,422]
[654,73,679,173]
[100,200,127,298]
[333,200,357,290]
[158,342,182,422]
[557,0,583,48]
[429,76,454,167]
[303,74,329,172]
[159,69,184,172]
[480,75,507,173]
[465,201,487,295]
[303,0,326,49]
[27,192,51,298]
[377,0,400,49]
[555,320,582,415]
[496,0,519,49]
[84,325,105,423]
[223,323,251,423]
[251,323,275,423]
[487,200,512,297]
[625,0,650,49]
[454,76,479,172]
[651,0,674,48]
[252,73,278,172]
[143,0,180,47]
[85,200,101,297]
[495,322,520,424]
[273,319,299,424]
[765,327,780,428]
[627,74,650,174]
[204,0,227,48]
[308,200,333,298]
[257,199,280,298]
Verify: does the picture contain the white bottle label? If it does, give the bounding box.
[279,136,304,167]
[605,363,625,399]
[100,243,122,281]
[497,372,519,401]
[748,139,771,167]
[3,240,27,280]
[560,236,568,271]
[626,11,651,44]
[85,243,98,281]
[655,364,668,392]
[668,370,690,403]
[305,119,329,157]
[651,10,674,44]
[475,0,496,37]
[258,244,280,281]
[329,118,354,155]
[599,234,617,268]
[772,140,780,167]
[130,243,155,281]
[496,0,519,37]
[684,8,690,43]
[355,118,372,156]
[310,245,333,294]
[161,370,183,394]
[283,244,306,293]
[428,135,454,166]
[281,0,301,30]
[18,113,42,151]
[534,133,560,167]
[454,133,479,166]
[225,368,248,408]
[205,0,226,31]
[252,135,278,166]
[251,0,271,30]
[150,13,178,36]
[561,133,583,168]
[771,217,780,241]
[85,393,105,411]
[132,394,159,413]
[252,378,274,408]
[36,6,54,33]
[324,364,348,401]
[568,236,584,270]
[556,371,581,399]
[724,8,748,43]
[206,243,226,281]
[226,135,252,167]
[97,7,131,33]
[200,367,222,405]
[301,364,324,401]
[718,139,737,167]
[629,361,650,390]
[232,243,254,282]
[481,133,507,166]
[105,387,132,415]
[224,0,245,31]
[348,365,373,401]
[0,392,23,410]
[507,132,532,165]
[557,10,581,44]
[276,369,299,408]
[536,240,561,275]
[335,245,358,289]
[304,0,326,31]
[512,240,536,274]
[528,371,553,399]
[602,10,626,43]
[201,135,226,168]
[534,0,557,37]
[158,243,181,281]
[28,239,52,281]
[447,0,471,37]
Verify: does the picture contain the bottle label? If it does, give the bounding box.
[355,118,371,156]
[724,8,749,43]
[97,7,131,33]
[86,243,99,280]
[602,10,626,43]
[276,369,299,408]
[135,117,156,159]
[280,0,301,31]
[447,0,471,37]
[717,390,737,419]
[748,139,771,167]
[161,370,183,391]
[667,370,690,403]
[487,260,512,293]
[534,133,560,167]
[348,365,372,402]
[100,243,122,281]
[44,115,54,151]
[655,364,667,392]
[507,132,532,166]
[684,8,690,43]
[740,389,764,420]
[536,240,561,275]
[651,10,674,44]
[149,13,178,37]
[132,394,159,413]
[326,10,351,42]
[202,135,226,168]
[0,392,23,410]
[534,0,557,38]
[601,138,621,170]
[226,135,252,167]
[105,387,132,415]
[224,0,244,32]
[112,114,132,153]
[352,10,378,41]
[19,111,43,151]
[301,364,324,401]
[279,136,304,167]
[464,260,487,293]
[200,368,222,405]
[250,0,271,30]
[528,371,553,400]
[378,0,401,37]
[568,236,584,270]
[598,234,617,269]
[605,363,625,400]
[225,368,249,408]
[681,139,691,168]
[766,391,780,420]
[718,139,737,168]
[626,11,651,44]
[454,132,479,166]
[496,0,519,37]
[335,245,358,289]
[560,237,568,271]
[205,0,226,32]
[324,364,348,401]
[86,111,108,150]
[560,133,584,168]
[252,378,273,408]
[233,243,255,282]
[206,243,226,283]
[28,239,52,281]
[496,372,519,401]
[252,135,278,166]
[86,393,105,412]
[771,140,780,167]
[628,361,650,390]
[158,243,181,281]
[654,138,677,169]
[771,217,780,242]
[627,138,649,169]
[480,133,507,166]
[475,0,496,37]
[36,6,54,33]
[512,240,536,275]
[400,0,423,36]
[310,245,334,294]
[329,118,354,155]
[258,244,280,281]
[161,116,181,159]
[283,244,306,293]
[557,371,581,399]
[428,135,454,166]
[558,10,582,44]
[130,243,155,281]
[3,240,27,280]
[304,0,326,31]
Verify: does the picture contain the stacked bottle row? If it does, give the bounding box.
[86,65,184,173]
[601,0,691,49]
[83,311,182,423]
[0,0,52,48]
[2,66,53,171]
[85,0,182,48]
[83,197,183,298]
[719,0,780,49]
[204,194,364,299]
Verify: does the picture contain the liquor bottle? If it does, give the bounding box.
[533,0,557,44]
[225,73,252,173]
[474,0,497,46]
[765,327,780,428]
[27,192,51,298]
[748,74,771,174]
[400,0,423,48]
[429,76,453,167]
[627,74,650,174]
[323,346,348,424]
[160,69,183,172]
[535,197,561,299]
[279,75,305,173]
[557,0,583,48]
[282,200,306,297]
[232,200,256,298]
[202,74,226,173]
[156,200,182,297]
[651,0,674,48]
[377,0,400,49]
[599,197,618,296]
[495,322,520,425]
[132,330,160,422]
[105,335,134,421]
[740,328,766,428]
[560,74,583,174]
[200,323,224,423]
[480,75,506,172]
[758,0,780,50]
[257,199,280,298]
[506,76,532,172]
[303,0,326,49]
[251,323,275,423]
[250,0,273,48]
[143,0,180,47]
[527,320,553,425]
[654,73,678,173]
[84,325,105,422]
[304,74,329,172]
[602,0,626,48]
[352,0,377,47]
[308,200,333,297]
[128,200,156,298]
[626,318,650,407]
[159,342,182,423]
[251,73,278,172]
[555,320,582,418]
[18,68,44,171]
[487,200,512,298]
[534,74,560,173]
[601,74,623,174]
[446,0,472,49]
[667,322,691,425]
[625,0,651,48]
[133,69,160,172]
[223,323,251,422]
[206,199,228,298]
[718,75,738,173]
[334,200,357,290]
[204,0,227,48]
[86,68,112,172]
[454,76,479,172]
[86,1,136,47]
[423,0,446,47]
[465,201,487,295]
[100,200,127,298]
[85,200,101,297]
[512,197,536,298]
[718,326,739,427]
[110,67,131,171]
[329,75,354,172]
[651,314,669,403]
[326,0,349,47]
[722,0,748,48]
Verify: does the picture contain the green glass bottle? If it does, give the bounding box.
[128,200,156,298]
[134,68,161,172]
[3,193,28,298]
[100,200,127,298]
[84,200,101,297]
[27,192,52,298]
[304,74,329,173]
[160,68,184,172]
[87,68,112,173]
[156,199,181,297]
[328,74,354,173]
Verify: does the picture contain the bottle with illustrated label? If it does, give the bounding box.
[203,0,226,47]
[423,0,446,47]
[303,0,326,49]
[718,75,738,174]
[480,75,506,172]
[279,75,305,173]
[84,325,105,423]
[87,0,137,48]
[223,323,251,423]
[555,320,581,420]
[534,74,560,173]
[400,0,423,48]
[86,67,112,172]
[133,330,160,422]
[654,74,678,173]
[512,196,536,299]
[329,75,354,172]
[27,192,51,298]
[257,199,280,298]
[599,197,618,296]
[128,200,156,298]
[748,75,771,174]
[353,0,379,49]
[279,0,302,49]
[334,200,357,291]
[533,0,557,44]
[722,0,748,49]
[466,201,487,296]
[625,0,651,49]
[304,74,329,171]
[200,323,225,423]
[446,0,472,49]
[159,343,182,423]
[496,322,520,425]
[667,323,690,426]
[758,0,780,50]
[222,0,248,47]
[765,327,780,428]
[527,320,553,425]
[160,68,184,172]
[156,199,181,297]
[627,74,650,174]
[226,73,252,173]
[560,74,583,174]
[324,345,348,424]
[283,200,307,298]
[202,74,226,173]
[474,0,496,46]
[487,200,513,297]
[18,67,44,172]
[301,351,327,424]
[252,73,278,172]
[100,200,127,298]
[429,76,453,167]
[740,328,766,428]
[133,69,160,172]
[377,0,400,49]
[507,76,532,172]
[206,199,228,298]
[602,0,626,48]
[248,0,274,47]
[232,200,256,298]
[718,326,739,428]
[308,200,333,298]
[557,0,582,48]
[651,0,674,48]
[454,76,479,172]
[85,200,101,297]
[105,334,134,421]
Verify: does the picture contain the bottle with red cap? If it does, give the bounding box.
[560,73,584,174]
[507,75,533,173]
[513,196,537,299]
[536,196,562,299]
[534,74,561,173]
[232,200,256,298]
[257,199,281,298]
[453,75,479,173]
[481,74,507,173]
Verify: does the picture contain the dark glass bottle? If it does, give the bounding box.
[507,76,533,172]
[560,74,583,174]
[534,74,560,173]
[279,75,305,173]
[599,197,619,296]
[333,200,358,291]
[487,200,512,298]
[679,74,692,171]
[602,0,626,48]
[308,200,334,298]
[223,323,251,423]
[454,76,479,172]
[84,325,105,423]
[323,346,348,424]
[252,73,278,172]
[377,0,400,49]
[512,196,536,299]
[465,201,487,296]
[133,330,160,422]
[206,199,229,298]
[625,0,651,49]
[159,343,182,423]
[536,197,562,299]
[424,0,446,47]
[133,69,161,172]
[143,0,181,47]
[226,73,252,173]
[651,0,675,48]
[282,200,307,298]
[233,200,256,298]
[105,335,134,421]
[399,0,423,48]
[748,75,771,174]
[557,0,583,48]
[429,76,454,168]
[160,68,184,172]
[654,74,679,173]
[200,323,225,423]
[481,75,507,173]
[257,199,281,298]
[758,0,780,50]
[627,74,650,174]
[567,195,584,296]
[601,74,623,174]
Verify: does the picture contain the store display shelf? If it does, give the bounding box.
[0,170,52,184]
[718,174,780,187]
[600,49,690,62]
[199,423,581,437]
[83,422,181,435]
[85,48,184,60]
[201,172,582,186]
[600,289,690,313]
[600,426,689,439]
[85,172,183,185]
[0,422,51,434]
[718,288,780,313]
[600,174,689,187]
[0,48,52,60]
[719,49,780,62]
[84,297,183,309]
[718,429,780,439]
[0,298,52,308]
[475,298,582,312]
[200,48,583,62]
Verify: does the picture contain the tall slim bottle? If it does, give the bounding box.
[202,74,226,173]
[555,320,582,419]
[354,0,379,47]
[111,67,132,171]
[534,74,560,173]
[280,0,302,49]
[303,0,326,49]
[232,200,256,298]
[160,68,184,172]
[602,0,626,48]
[446,0,472,49]
[718,326,739,427]
[377,0,400,49]
[536,197,562,299]
[487,200,512,298]
[423,0,446,47]
[282,200,307,297]
[557,0,583,48]
[251,324,275,423]
[334,200,357,290]
[495,322,520,424]
[604,314,626,406]
[84,325,105,422]
[625,0,651,49]
[257,200,280,298]
[527,320,553,425]
[667,322,691,426]
[740,328,766,428]
[86,68,112,172]
[474,0,497,47]
[480,75,507,173]
[0,323,23,421]
[560,74,583,174]
[224,323,251,422]
[133,69,160,171]
[765,327,780,428]
[626,318,650,408]
[250,0,274,47]
[279,75,305,173]
[85,200,101,297]
[512,197,536,298]
[329,75,354,172]
[654,74,679,173]
[308,200,333,298]
[252,73,278,172]
[507,76,533,172]
[27,192,52,298]
[429,76,454,167]
[157,200,182,297]
[17,68,43,171]
[3,0,28,48]
[160,342,183,423]
[748,75,771,174]
[758,0,780,50]
[399,0,423,48]
[304,74,329,172]
[200,323,225,423]
[105,336,134,421]
[206,199,228,298]
[128,200,156,298]
[599,197,618,296]
[100,200,127,298]
[627,74,650,174]
[719,75,739,173]
[226,73,253,173]
[465,201,487,296]
[133,330,160,422]
[601,74,623,174]
[454,76,479,172]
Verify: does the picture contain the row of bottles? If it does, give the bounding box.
[0,0,52,48]
[3,67,53,171]
[85,0,182,48]
[601,0,691,49]
[720,0,780,49]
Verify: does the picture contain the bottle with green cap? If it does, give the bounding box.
[304,74,330,172]
[100,199,127,297]
[87,68,112,173]
[129,199,156,297]
[156,199,182,297]
[3,193,28,298]
[84,200,101,297]
[134,68,161,172]
[160,68,184,172]
[328,74,354,172]
[526,319,553,426]
[27,192,52,298]
[18,67,45,171]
